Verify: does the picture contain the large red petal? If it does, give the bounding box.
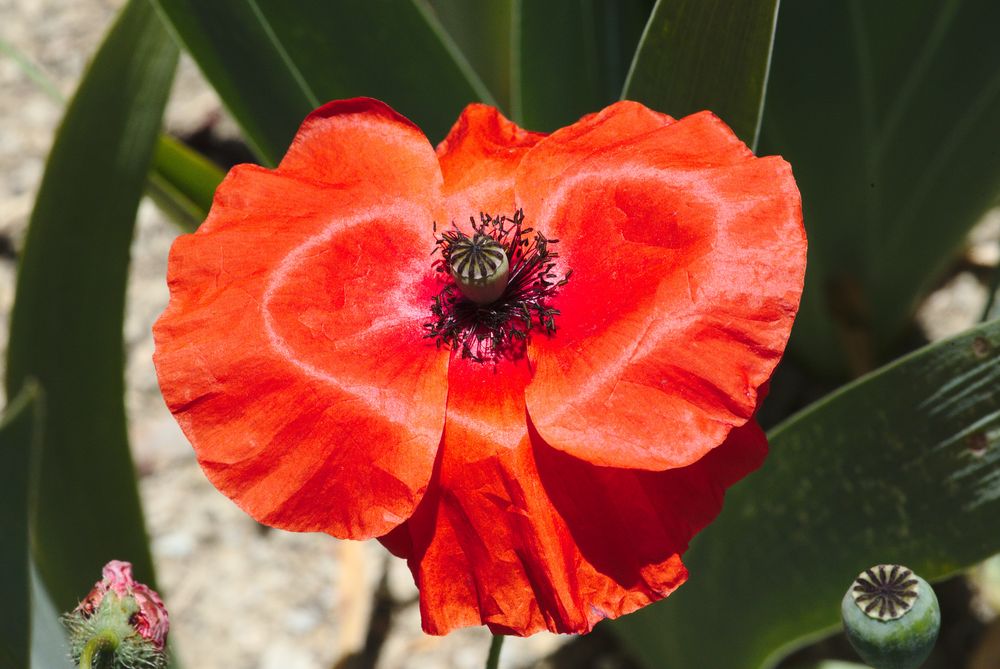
[278,97,442,200]
[154,102,449,539]
[520,104,805,470]
[436,104,546,221]
[380,353,767,636]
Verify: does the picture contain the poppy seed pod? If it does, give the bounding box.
[447,229,510,304]
[841,564,940,669]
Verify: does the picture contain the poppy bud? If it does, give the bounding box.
[841,564,940,669]
[64,560,169,669]
[449,231,510,304]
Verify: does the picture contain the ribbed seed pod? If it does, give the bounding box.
[841,564,940,669]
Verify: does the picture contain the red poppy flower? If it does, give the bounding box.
[153,98,805,636]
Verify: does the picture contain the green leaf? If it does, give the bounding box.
[514,0,653,130]
[153,0,493,164]
[29,568,73,669]
[0,389,80,669]
[759,0,1000,377]
[427,0,514,112]
[0,383,42,669]
[611,319,1000,668]
[1,33,222,232]
[622,0,780,147]
[147,136,225,233]
[4,0,177,610]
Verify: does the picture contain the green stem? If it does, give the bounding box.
[485,634,504,669]
[79,629,119,669]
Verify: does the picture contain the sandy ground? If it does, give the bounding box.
[2,2,998,668]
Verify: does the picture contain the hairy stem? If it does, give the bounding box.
[78,629,119,669]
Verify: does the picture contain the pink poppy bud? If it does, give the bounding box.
[75,560,169,650]
[66,560,170,669]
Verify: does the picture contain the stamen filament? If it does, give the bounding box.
[425,210,570,362]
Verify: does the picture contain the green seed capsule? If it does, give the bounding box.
[841,564,940,669]
[449,232,510,305]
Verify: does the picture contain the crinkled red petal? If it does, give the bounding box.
[378,352,768,636]
[278,97,441,196]
[436,103,546,221]
[520,102,806,470]
[154,99,450,540]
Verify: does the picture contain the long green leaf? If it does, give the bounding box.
[29,568,72,669]
[513,0,653,130]
[148,136,225,233]
[622,0,780,147]
[4,0,177,609]
[0,383,42,669]
[760,0,1000,377]
[427,0,514,112]
[0,388,79,669]
[1,35,222,231]
[611,319,1000,668]
[153,0,493,164]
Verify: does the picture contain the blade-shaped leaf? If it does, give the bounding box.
[0,390,90,669]
[153,0,493,164]
[621,0,780,147]
[427,0,514,112]
[611,319,1000,668]
[29,567,73,669]
[514,0,653,130]
[0,383,42,669]
[1,35,222,232]
[760,0,1000,377]
[4,0,177,609]
[148,136,225,233]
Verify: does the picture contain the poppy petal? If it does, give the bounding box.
[381,353,767,635]
[436,103,546,220]
[278,97,442,201]
[520,105,805,470]
[154,159,449,539]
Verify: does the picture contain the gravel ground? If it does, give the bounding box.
[2,2,998,668]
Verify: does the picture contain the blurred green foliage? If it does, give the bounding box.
[0,383,41,669]
[4,0,174,613]
[762,0,1000,379]
[624,0,779,147]
[611,319,1000,668]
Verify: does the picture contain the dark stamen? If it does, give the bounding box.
[424,209,570,363]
